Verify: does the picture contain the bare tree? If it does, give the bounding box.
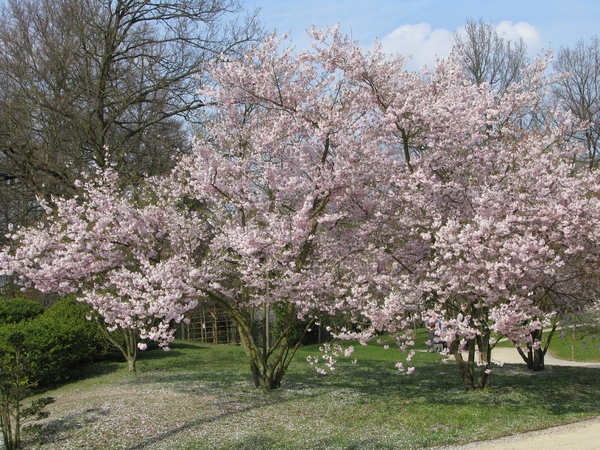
[552,37,600,170]
[0,0,262,242]
[452,18,528,93]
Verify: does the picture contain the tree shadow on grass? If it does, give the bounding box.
[33,370,304,449]
[122,370,253,389]
[28,406,111,447]
[302,357,600,414]
[130,348,600,419]
[52,360,124,387]
[30,357,600,450]
[125,404,263,450]
[123,386,315,450]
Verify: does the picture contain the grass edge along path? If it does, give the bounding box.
[23,339,600,450]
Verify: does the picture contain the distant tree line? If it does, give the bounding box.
[0,0,263,246]
[454,18,600,169]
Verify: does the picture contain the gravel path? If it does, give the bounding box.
[438,416,600,450]
[490,347,600,368]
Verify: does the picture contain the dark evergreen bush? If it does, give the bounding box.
[270,303,307,346]
[0,298,44,325]
[0,296,111,386]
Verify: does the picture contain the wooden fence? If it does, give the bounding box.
[177,306,240,344]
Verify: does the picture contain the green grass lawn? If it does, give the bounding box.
[29,337,600,449]
[547,328,600,362]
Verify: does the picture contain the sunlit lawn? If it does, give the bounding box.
[546,326,600,362]
[32,335,600,449]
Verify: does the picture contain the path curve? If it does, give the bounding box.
[437,348,600,449]
[490,347,600,367]
[437,416,600,450]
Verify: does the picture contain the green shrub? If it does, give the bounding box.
[270,303,307,346]
[0,298,44,325]
[0,296,112,386]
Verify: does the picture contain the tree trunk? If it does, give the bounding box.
[238,328,286,389]
[126,355,137,373]
[532,347,545,371]
[1,400,14,450]
[515,345,545,370]
[94,318,138,372]
[452,332,493,390]
[476,333,492,389]
[451,339,476,391]
[235,306,300,390]
[515,323,557,371]
[206,289,311,389]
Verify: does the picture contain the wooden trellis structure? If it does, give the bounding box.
[178,304,338,346]
[179,305,240,344]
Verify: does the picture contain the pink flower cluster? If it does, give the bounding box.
[3,26,600,377]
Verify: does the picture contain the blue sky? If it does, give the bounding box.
[246,0,600,70]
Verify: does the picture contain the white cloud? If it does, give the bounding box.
[495,20,542,53]
[379,23,454,71]
[379,20,543,71]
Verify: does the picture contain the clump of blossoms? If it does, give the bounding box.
[307,342,355,375]
[0,169,199,372]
